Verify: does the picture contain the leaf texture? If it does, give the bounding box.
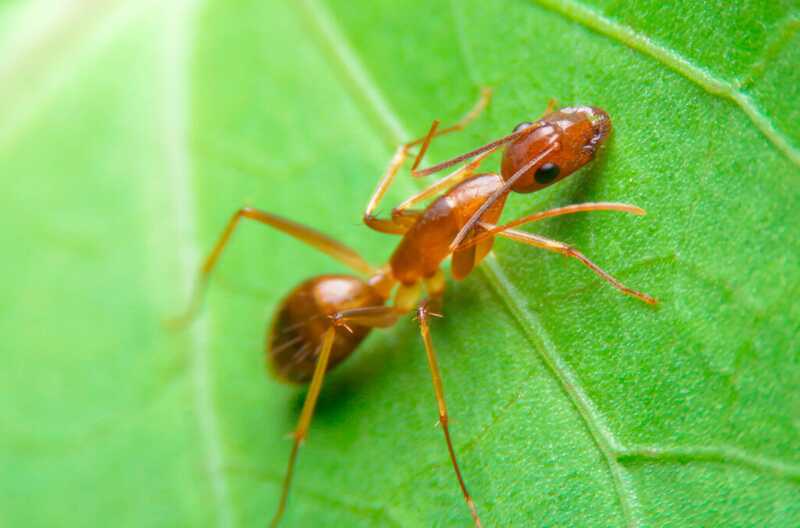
[1,0,798,526]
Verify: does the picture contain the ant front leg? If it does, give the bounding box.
[543,97,558,115]
[416,301,482,528]
[412,97,558,183]
[363,87,492,235]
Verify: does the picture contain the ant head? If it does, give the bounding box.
[501,106,612,193]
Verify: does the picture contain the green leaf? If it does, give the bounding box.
[2,0,798,526]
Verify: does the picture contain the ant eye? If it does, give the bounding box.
[513,121,533,133]
[534,162,560,184]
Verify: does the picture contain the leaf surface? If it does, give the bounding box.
[1,0,798,526]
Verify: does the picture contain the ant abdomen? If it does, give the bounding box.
[268,275,385,383]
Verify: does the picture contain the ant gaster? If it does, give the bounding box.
[173,88,657,528]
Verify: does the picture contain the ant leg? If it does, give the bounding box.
[413,119,547,178]
[490,226,657,305]
[364,143,414,234]
[270,302,408,525]
[544,98,558,114]
[422,270,446,313]
[416,302,482,528]
[364,87,492,234]
[493,202,645,233]
[456,202,646,250]
[414,95,559,179]
[391,148,496,219]
[270,326,336,528]
[170,207,377,327]
[448,143,560,252]
[330,306,403,330]
[408,86,493,175]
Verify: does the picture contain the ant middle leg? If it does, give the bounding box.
[363,88,492,234]
[487,225,657,305]
[171,207,377,327]
[416,301,482,528]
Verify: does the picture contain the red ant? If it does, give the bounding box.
[174,88,656,527]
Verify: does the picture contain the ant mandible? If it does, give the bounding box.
[174,87,657,528]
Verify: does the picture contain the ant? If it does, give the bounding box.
[173,87,657,527]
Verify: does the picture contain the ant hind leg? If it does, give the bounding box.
[416,301,482,528]
[169,207,376,328]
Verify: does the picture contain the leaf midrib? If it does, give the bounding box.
[162,0,234,527]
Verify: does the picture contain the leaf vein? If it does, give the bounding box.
[618,445,800,483]
[162,1,234,526]
[736,17,800,89]
[236,466,408,527]
[479,256,642,527]
[295,0,406,147]
[530,0,800,168]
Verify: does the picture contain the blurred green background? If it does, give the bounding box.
[1,0,799,526]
